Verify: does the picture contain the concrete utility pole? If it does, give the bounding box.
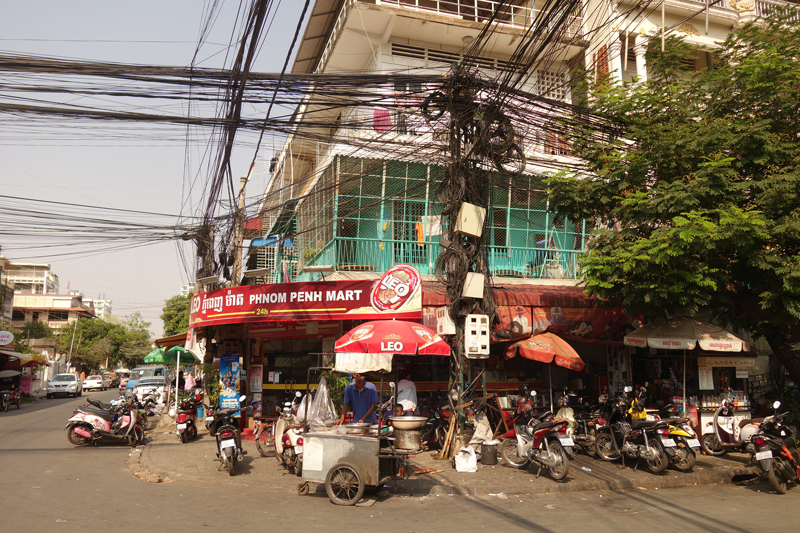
[230,172,250,287]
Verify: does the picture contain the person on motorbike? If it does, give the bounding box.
[338,373,379,425]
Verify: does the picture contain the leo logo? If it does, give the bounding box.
[371,265,421,312]
[380,341,404,352]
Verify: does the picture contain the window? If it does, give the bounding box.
[12,310,24,321]
[49,310,68,321]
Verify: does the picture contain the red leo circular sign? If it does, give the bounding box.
[370,264,420,312]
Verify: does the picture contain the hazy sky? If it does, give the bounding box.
[0,1,307,336]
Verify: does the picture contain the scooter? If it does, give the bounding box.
[214,395,248,476]
[751,401,800,494]
[420,394,450,449]
[500,390,573,481]
[275,391,304,475]
[1,390,20,411]
[177,391,202,443]
[700,397,761,456]
[594,386,670,473]
[65,400,143,447]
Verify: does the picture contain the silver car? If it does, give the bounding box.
[47,374,82,398]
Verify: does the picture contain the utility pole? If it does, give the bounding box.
[66,317,79,370]
[231,173,250,287]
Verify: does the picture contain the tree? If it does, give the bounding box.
[56,317,128,370]
[547,9,800,385]
[116,312,152,367]
[19,321,54,340]
[161,292,192,336]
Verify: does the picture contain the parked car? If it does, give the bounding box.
[133,376,167,403]
[125,365,167,396]
[82,375,106,391]
[47,374,82,398]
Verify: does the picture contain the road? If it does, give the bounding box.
[2,391,797,532]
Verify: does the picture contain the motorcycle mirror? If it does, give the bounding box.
[531,390,537,397]
[239,395,247,403]
[773,400,781,410]
[389,382,395,389]
[624,386,632,393]
[295,391,302,398]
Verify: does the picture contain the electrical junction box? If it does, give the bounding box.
[454,202,486,238]
[461,272,485,299]
[436,306,456,335]
[465,314,490,358]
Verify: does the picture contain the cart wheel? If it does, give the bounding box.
[297,481,310,496]
[325,462,365,506]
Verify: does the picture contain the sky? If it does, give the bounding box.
[0,1,308,337]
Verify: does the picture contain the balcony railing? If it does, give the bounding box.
[300,236,584,280]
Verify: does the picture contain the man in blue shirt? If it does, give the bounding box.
[338,373,379,425]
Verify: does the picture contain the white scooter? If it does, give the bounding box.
[275,391,304,476]
[700,397,760,456]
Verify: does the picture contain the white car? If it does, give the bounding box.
[82,375,106,391]
[133,377,167,403]
[47,374,82,398]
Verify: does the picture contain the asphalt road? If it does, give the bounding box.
[2,390,798,532]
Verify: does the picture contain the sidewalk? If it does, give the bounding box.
[134,418,761,497]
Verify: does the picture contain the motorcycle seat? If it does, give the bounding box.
[660,418,689,425]
[532,421,560,431]
[77,407,114,421]
[630,419,661,429]
[739,418,763,427]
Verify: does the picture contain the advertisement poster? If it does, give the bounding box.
[698,367,713,390]
[249,365,263,394]
[219,354,241,408]
[251,392,262,419]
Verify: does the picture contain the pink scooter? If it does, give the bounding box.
[65,400,143,447]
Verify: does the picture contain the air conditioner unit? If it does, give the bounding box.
[465,314,490,358]
[436,306,456,335]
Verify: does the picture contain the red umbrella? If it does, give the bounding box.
[505,332,585,371]
[335,320,450,356]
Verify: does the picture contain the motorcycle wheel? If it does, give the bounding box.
[225,450,235,476]
[129,425,144,447]
[584,429,597,457]
[2,400,7,412]
[595,432,620,461]
[670,442,696,472]
[500,438,530,469]
[435,425,448,450]
[700,433,727,456]
[287,453,297,475]
[180,430,187,444]
[547,440,570,481]
[67,424,92,446]
[325,462,365,506]
[645,440,669,474]
[256,424,276,457]
[768,458,788,494]
[276,447,285,465]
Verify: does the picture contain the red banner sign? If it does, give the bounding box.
[190,267,423,328]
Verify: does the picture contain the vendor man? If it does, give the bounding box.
[338,373,379,425]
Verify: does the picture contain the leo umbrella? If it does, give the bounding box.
[335,320,450,356]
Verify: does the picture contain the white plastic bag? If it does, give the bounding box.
[454,446,478,473]
[307,374,338,429]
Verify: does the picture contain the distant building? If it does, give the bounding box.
[84,297,112,320]
[11,293,95,330]
[0,256,14,321]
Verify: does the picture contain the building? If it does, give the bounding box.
[84,297,112,320]
[0,256,14,321]
[11,293,95,330]
[3,261,58,295]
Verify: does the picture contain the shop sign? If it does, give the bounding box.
[190,265,422,328]
[248,321,340,340]
[0,331,13,345]
[697,356,756,368]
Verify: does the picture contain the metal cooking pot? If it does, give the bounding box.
[391,416,427,431]
[394,428,422,450]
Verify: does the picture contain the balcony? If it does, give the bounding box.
[300,236,584,281]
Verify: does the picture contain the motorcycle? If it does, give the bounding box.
[651,405,700,472]
[213,395,248,476]
[751,401,800,494]
[1,389,21,411]
[593,386,670,473]
[176,391,202,443]
[700,397,760,456]
[500,390,573,480]
[65,399,143,447]
[274,391,304,475]
[420,394,450,449]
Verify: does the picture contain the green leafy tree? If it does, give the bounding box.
[19,321,54,339]
[161,292,192,336]
[117,312,152,367]
[547,10,800,385]
[57,317,128,370]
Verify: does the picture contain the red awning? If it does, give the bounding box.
[505,332,585,371]
[423,282,598,308]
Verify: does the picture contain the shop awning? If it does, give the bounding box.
[624,318,749,352]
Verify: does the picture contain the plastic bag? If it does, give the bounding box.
[306,374,338,429]
[454,446,478,473]
[295,393,312,423]
[468,411,493,446]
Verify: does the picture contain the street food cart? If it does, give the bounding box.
[297,354,428,505]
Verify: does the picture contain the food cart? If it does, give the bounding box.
[297,355,427,505]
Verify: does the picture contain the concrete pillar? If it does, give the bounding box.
[633,38,648,83]
[608,32,623,83]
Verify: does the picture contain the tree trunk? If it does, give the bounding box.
[767,325,800,388]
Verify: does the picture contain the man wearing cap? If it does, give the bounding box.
[338,373,379,425]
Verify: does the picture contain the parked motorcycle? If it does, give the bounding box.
[213,395,248,476]
[500,391,572,480]
[275,391,304,475]
[177,391,202,443]
[594,386,669,473]
[1,389,21,411]
[66,398,143,447]
[751,401,800,494]
[700,397,760,456]
[420,394,450,449]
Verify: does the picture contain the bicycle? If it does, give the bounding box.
[254,416,278,457]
